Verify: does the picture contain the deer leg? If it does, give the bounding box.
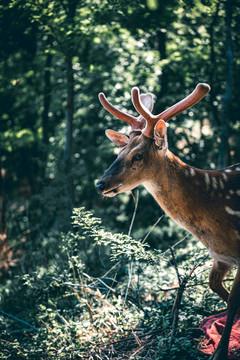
[209,267,240,360]
[209,260,231,303]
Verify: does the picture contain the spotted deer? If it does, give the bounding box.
[96,83,240,360]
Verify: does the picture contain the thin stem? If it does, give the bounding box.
[0,309,38,332]
[128,190,139,237]
[142,215,165,243]
[125,190,140,304]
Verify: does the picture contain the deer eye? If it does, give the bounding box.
[132,154,143,161]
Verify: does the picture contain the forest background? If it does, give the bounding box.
[0,0,240,359]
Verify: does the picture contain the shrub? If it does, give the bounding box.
[0,208,222,359]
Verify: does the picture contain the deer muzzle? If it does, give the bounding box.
[95,180,123,197]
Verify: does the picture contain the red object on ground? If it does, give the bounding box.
[199,310,240,359]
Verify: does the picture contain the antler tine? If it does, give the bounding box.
[132,83,210,138]
[157,83,210,122]
[131,87,154,122]
[98,92,145,131]
[99,84,210,139]
[131,87,157,137]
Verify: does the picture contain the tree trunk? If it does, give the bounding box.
[41,39,53,178]
[63,55,75,214]
[218,0,233,169]
[208,1,220,127]
[61,0,79,215]
[42,41,52,147]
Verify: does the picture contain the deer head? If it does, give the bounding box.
[96,83,240,360]
[96,83,210,197]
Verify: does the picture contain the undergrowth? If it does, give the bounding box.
[0,208,227,359]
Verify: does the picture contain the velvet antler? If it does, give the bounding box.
[99,83,210,138]
[131,83,210,138]
[98,92,153,132]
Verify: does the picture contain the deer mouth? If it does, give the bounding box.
[103,184,123,197]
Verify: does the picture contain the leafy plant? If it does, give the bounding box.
[0,207,222,359]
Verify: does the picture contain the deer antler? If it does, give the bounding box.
[132,83,210,138]
[98,92,146,132]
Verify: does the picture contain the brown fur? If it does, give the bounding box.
[97,132,240,360]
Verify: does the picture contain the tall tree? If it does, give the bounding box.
[218,0,233,168]
[25,0,83,213]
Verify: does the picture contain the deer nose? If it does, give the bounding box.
[96,181,106,193]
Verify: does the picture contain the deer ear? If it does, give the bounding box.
[105,130,129,148]
[140,93,153,112]
[154,120,168,150]
[137,93,154,125]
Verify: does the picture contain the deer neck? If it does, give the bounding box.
[143,150,207,237]
[143,150,240,258]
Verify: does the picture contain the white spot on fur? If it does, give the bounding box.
[184,169,189,176]
[235,230,240,236]
[226,195,230,199]
[225,206,240,217]
[219,179,225,190]
[229,190,234,195]
[236,190,240,196]
[204,173,210,190]
[235,167,240,171]
[222,173,228,181]
[189,168,195,176]
[212,177,218,189]
[225,169,232,173]
[234,231,240,240]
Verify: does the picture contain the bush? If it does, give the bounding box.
[0,208,223,359]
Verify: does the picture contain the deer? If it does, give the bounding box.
[95,83,240,360]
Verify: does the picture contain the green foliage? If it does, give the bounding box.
[1,1,240,358]
[0,208,226,359]
[72,207,152,262]
[2,0,240,244]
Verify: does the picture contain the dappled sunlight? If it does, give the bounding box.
[1,0,239,358]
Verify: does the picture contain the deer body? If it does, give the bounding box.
[96,84,240,359]
[144,151,240,261]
